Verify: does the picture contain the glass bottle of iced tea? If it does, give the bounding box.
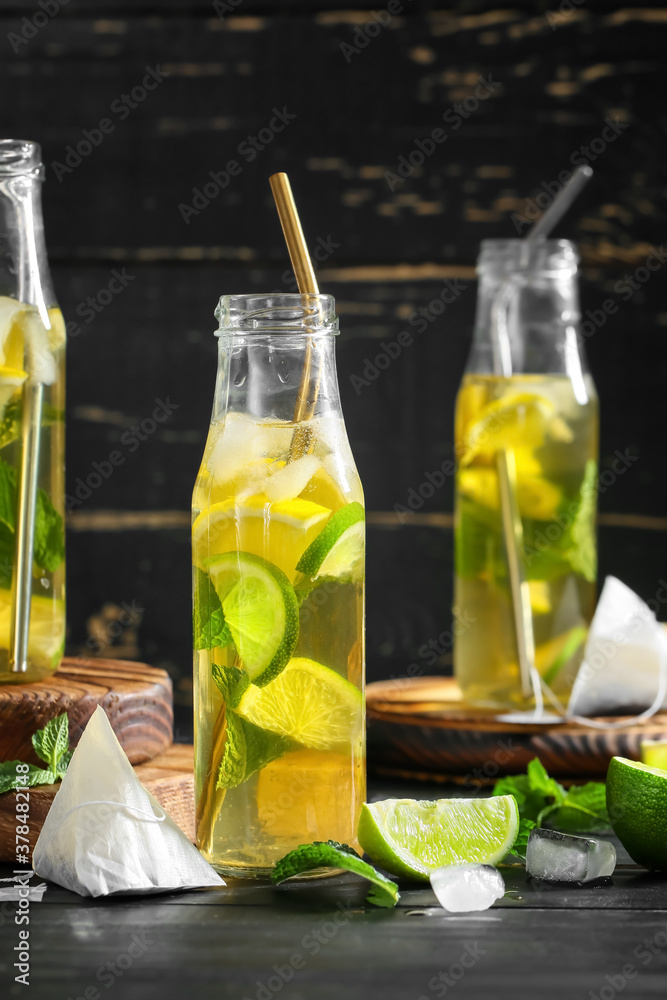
[0,140,66,682]
[193,293,365,877]
[454,240,598,709]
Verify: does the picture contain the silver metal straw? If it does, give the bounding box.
[493,164,593,701]
[10,382,43,672]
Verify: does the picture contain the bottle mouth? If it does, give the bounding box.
[479,238,578,274]
[0,140,44,178]
[215,293,339,336]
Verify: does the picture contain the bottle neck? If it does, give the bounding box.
[0,151,55,313]
[214,334,342,424]
[468,265,586,377]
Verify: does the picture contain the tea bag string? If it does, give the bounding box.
[38,799,166,847]
[538,644,667,730]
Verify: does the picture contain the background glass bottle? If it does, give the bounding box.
[454,240,598,709]
[0,140,66,683]
[193,293,365,877]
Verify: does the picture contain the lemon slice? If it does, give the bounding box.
[192,496,331,579]
[235,657,362,750]
[461,392,572,466]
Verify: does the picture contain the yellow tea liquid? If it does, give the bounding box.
[454,374,598,709]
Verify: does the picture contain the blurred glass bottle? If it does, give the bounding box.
[454,239,598,709]
[0,140,66,682]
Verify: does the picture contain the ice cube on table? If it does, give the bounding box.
[525,828,616,883]
[430,864,505,913]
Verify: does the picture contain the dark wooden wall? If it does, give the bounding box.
[0,0,665,719]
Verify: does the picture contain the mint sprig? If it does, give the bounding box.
[194,569,235,650]
[0,712,72,794]
[272,840,400,908]
[0,455,64,575]
[493,758,610,834]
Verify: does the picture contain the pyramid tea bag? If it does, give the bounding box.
[33,706,224,897]
[567,577,667,719]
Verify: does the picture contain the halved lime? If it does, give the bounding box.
[205,551,298,686]
[296,502,364,581]
[357,795,520,881]
[235,656,362,750]
[606,756,667,870]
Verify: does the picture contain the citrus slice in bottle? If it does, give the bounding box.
[357,795,520,881]
[296,502,365,581]
[235,657,362,750]
[193,496,331,579]
[205,551,299,686]
[0,593,65,671]
[461,392,572,466]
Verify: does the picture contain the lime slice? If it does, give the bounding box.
[606,756,667,870]
[296,502,365,581]
[193,496,330,579]
[357,795,520,881]
[235,656,362,750]
[205,551,298,686]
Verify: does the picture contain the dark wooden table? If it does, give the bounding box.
[2,779,667,1000]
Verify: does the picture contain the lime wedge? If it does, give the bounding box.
[235,656,362,750]
[357,795,520,881]
[296,502,364,581]
[193,496,330,579]
[205,551,298,686]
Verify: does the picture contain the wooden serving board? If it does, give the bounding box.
[367,676,667,780]
[0,657,173,766]
[0,743,195,862]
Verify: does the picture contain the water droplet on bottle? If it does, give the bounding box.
[276,367,290,384]
[233,372,247,387]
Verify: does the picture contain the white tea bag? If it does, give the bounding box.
[33,706,224,897]
[567,577,667,719]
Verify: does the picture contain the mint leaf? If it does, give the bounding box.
[527,758,565,803]
[272,840,400,908]
[194,570,234,650]
[566,459,597,583]
[0,456,64,574]
[544,782,610,834]
[493,771,553,824]
[506,818,536,861]
[0,761,55,794]
[31,712,69,772]
[212,664,288,789]
[34,487,65,573]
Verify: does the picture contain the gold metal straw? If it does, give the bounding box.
[269,172,320,459]
[493,164,594,702]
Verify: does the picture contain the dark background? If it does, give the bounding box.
[0,0,665,721]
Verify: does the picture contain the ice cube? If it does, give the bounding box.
[430,864,505,913]
[525,828,616,883]
[264,454,320,503]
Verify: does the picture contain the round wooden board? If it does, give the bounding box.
[0,657,173,766]
[0,744,194,862]
[367,676,667,780]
